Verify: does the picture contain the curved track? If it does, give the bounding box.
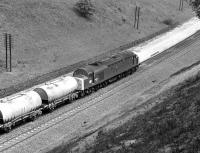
[0,29,200,152]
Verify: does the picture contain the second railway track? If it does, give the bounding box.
[1,29,200,152]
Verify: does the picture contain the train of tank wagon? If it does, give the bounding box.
[0,50,140,132]
[0,17,199,132]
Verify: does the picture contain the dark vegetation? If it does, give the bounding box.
[80,71,200,153]
[74,0,95,18]
[191,0,200,16]
[162,19,175,26]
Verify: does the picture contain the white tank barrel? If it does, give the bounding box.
[0,91,42,123]
[34,76,78,103]
[129,17,200,63]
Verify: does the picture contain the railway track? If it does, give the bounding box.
[145,30,200,66]
[0,30,200,152]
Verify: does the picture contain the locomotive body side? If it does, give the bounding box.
[73,51,139,91]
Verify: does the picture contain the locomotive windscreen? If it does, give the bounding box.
[73,68,90,77]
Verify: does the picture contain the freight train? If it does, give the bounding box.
[0,50,139,132]
[0,16,199,132]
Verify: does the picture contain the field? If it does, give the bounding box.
[0,0,194,91]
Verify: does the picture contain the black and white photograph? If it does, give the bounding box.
[0,0,200,152]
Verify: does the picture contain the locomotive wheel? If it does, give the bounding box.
[80,91,85,97]
[22,118,26,123]
[129,69,133,75]
[118,74,122,79]
[30,114,37,121]
[99,84,103,88]
[85,89,89,95]
[30,116,36,121]
[90,88,93,93]
[94,86,99,91]
[74,93,79,100]
[105,81,108,86]
[92,87,96,92]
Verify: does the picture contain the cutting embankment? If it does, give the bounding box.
[0,0,194,90]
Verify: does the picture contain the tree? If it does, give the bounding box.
[74,0,95,18]
[190,0,200,17]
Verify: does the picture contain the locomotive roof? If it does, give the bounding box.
[73,50,135,77]
[99,50,134,66]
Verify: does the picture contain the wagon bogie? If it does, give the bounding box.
[29,110,42,121]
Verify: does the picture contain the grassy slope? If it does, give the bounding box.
[0,0,194,89]
[71,70,200,153]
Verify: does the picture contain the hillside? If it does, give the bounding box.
[0,0,194,89]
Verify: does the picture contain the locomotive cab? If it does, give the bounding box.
[73,64,107,90]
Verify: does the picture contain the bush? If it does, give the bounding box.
[190,0,200,17]
[162,19,174,26]
[74,0,95,18]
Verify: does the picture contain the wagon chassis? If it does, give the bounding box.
[0,109,42,132]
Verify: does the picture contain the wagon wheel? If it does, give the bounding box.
[129,69,133,75]
[4,125,11,133]
[30,115,37,121]
[48,104,55,112]
[73,93,78,100]
[22,118,26,123]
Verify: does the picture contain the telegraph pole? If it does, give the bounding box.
[9,34,12,72]
[137,7,140,29]
[179,0,184,11]
[4,33,13,72]
[134,6,141,29]
[4,33,8,70]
